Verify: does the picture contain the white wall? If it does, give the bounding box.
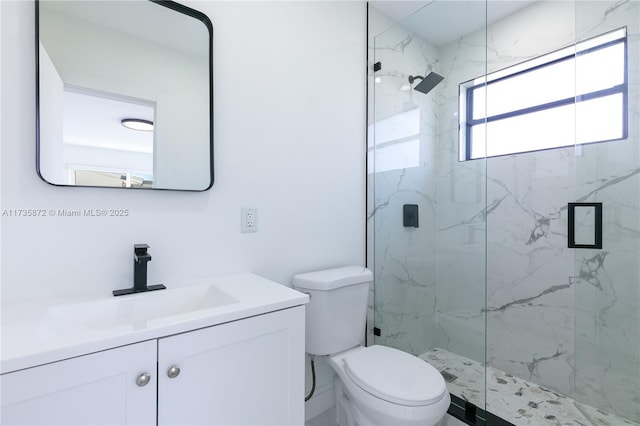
[0,1,366,420]
[1,0,365,306]
[2,1,366,417]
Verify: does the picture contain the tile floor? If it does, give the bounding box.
[421,348,639,426]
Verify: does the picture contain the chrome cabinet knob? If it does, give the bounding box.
[136,373,151,387]
[167,365,181,379]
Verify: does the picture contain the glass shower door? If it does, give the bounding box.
[483,1,580,421]
[370,1,640,424]
[573,1,640,424]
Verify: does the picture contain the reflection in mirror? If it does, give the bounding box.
[63,88,155,187]
[37,0,213,191]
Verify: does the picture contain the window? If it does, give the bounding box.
[459,27,627,161]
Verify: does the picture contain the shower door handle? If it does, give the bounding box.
[567,202,602,249]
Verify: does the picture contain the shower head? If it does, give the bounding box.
[408,72,445,95]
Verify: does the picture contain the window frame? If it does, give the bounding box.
[459,27,628,161]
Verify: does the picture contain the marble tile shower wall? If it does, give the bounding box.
[438,0,581,397]
[435,0,639,420]
[370,0,639,421]
[434,4,489,366]
[573,1,640,420]
[371,22,440,356]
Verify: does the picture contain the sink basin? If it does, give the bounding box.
[47,284,239,331]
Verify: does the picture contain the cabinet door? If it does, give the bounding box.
[158,306,305,426]
[1,340,157,426]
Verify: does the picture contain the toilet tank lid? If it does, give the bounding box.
[292,266,372,291]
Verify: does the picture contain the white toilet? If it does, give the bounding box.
[293,266,450,426]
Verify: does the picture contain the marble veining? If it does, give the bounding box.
[369,1,639,423]
[372,9,441,357]
[435,1,640,419]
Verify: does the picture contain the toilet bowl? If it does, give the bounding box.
[328,345,450,426]
[293,266,450,426]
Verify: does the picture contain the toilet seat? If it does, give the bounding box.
[344,345,447,406]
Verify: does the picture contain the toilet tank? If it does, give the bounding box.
[293,266,372,355]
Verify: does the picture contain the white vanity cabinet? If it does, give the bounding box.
[1,306,305,426]
[158,306,305,425]
[0,340,158,425]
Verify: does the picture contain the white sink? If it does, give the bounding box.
[2,273,309,374]
[47,284,239,330]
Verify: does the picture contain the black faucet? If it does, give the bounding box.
[113,244,167,296]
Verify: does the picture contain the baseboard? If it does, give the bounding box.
[304,383,335,421]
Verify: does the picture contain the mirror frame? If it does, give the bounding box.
[35,0,214,191]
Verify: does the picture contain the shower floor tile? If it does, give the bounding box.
[420,348,638,426]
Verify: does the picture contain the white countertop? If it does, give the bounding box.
[1,273,308,374]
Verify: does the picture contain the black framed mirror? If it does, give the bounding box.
[36,0,213,191]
